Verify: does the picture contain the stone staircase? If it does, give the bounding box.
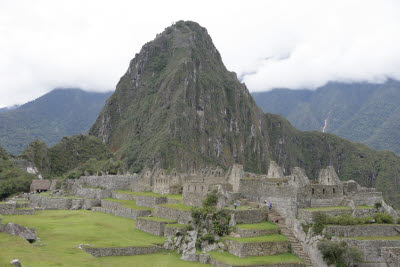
[268,209,313,267]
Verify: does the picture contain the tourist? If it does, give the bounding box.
[268,201,272,211]
[264,199,267,205]
[274,217,279,223]
[234,202,237,210]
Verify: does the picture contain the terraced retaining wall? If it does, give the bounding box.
[164,225,187,237]
[111,192,137,201]
[381,247,400,267]
[72,187,112,199]
[232,209,267,224]
[325,225,400,237]
[97,200,151,219]
[82,245,161,257]
[235,227,280,238]
[225,239,290,257]
[297,209,352,223]
[29,195,100,210]
[342,239,400,263]
[136,196,167,208]
[135,217,175,236]
[0,203,16,215]
[154,206,192,224]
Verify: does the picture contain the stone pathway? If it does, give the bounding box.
[268,208,313,267]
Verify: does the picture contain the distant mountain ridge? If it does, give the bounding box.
[252,80,400,154]
[0,88,112,155]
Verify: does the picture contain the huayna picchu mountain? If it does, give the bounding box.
[90,21,400,207]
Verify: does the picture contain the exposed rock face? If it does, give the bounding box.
[10,259,21,267]
[0,223,36,241]
[180,230,198,261]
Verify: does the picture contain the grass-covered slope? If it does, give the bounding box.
[0,146,36,199]
[0,88,112,155]
[89,21,271,174]
[21,134,113,178]
[266,113,400,208]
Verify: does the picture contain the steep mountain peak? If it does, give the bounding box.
[90,21,269,173]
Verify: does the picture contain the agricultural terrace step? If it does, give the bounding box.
[222,235,291,258]
[113,191,182,203]
[225,207,268,224]
[164,223,189,237]
[235,222,280,237]
[154,203,192,224]
[135,217,176,236]
[96,199,152,219]
[208,251,305,267]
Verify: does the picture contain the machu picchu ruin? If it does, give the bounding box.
[1,160,398,266]
[2,18,400,267]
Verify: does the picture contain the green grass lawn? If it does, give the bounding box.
[356,205,374,209]
[103,198,152,210]
[158,203,192,211]
[223,234,288,243]
[139,216,176,223]
[115,190,183,202]
[342,235,400,241]
[209,251,303,265]
[236,222,278,230]
[0,210,207,267]
[303,206,351,211]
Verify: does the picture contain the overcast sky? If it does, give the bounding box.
[1,0,400,107]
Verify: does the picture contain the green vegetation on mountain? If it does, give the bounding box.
[90,20,270,174]
[21,134,113,178]
[0,146,36,199]
[0,88,111,155]
[252,80,400,154]
[88,21,400,208]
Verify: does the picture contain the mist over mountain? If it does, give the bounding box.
[89,21,400,207]
[0,88,112,155]
[252,80,400,155]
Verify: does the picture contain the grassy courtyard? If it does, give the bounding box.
[0,210,207,267]
[209,251,303,265]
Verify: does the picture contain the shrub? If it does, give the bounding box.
[185,225,194,231]
[374,213,394,224]
[312,212,327,234]
[201,233,215,244]
[203,190,217,208]
[374,202,382,209]
[212,209,231,236]
[318,240,362,266]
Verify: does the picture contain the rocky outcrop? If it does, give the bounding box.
[0,223,36,241]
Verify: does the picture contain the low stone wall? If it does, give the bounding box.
[209,258,304,267]
[164,225,187,237]
[225,239,290,257]
[29,195,100,210]
[235,227,280,238]
[154,206,192,224]
[72,187,112,199]
[111,192,137,201]
[82,245,161,257]
[136,196,167,208]
[297,209,352,223]
[75,175,138,190]
[381,247,400,267]
[343,239,400,263]
[353,208,379,217]
[232,209,267,224]
[0,203,16,215]
[98,200,151,219]
[135,217,175,236]
[13,209,34,215]
[325,225,400,237]
[350,192,383,206]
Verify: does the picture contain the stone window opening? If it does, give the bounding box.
[195,186,197,191]
[294,177,296,181]
[333,188,335,194]
[328,178,330,183]
[323,189,325,194]
[312,188,314,195]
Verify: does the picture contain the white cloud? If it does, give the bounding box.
[0,0,399,107]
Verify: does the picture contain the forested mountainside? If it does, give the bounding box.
[0,88,112,155]
[89,21,400,208]
[253,80,400,154]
